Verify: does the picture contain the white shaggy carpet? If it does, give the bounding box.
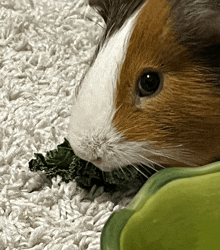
[0,0,133,249]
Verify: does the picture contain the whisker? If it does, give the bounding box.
[119,165,128,179]
[120,153,148,179]
[138,163,157,176]
[137,153,165,170]
[134,162,155,175]
[83,5,105,29]
[136,144,196,167]
[112,152,146,179]
[119,152,155,178]
[123,146,165,169]
[115,157,132,180]
[129,164,149,179]
[85,16,105,29]
[151,149,196,167]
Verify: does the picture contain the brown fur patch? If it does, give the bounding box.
[112,0,220,167]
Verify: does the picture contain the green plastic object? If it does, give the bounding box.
[101,161,220,250]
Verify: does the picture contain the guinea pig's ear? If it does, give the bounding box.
[196,11,220,68]
[88,0,110,23]
[172,1,220,67]
[195,9,220,65]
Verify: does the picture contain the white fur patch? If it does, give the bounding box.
[68,9,145,171]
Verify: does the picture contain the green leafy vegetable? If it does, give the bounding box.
[29,138,152,192]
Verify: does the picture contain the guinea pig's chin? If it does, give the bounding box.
[90,161,118,172]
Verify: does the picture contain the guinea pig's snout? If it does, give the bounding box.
[68,136,119,172]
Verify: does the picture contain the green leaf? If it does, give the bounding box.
[29,138,148,191]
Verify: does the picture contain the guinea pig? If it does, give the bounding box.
[68,0,220,173]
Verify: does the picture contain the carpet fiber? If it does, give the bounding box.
[0,0,133,249]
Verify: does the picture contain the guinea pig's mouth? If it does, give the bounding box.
[77,151,130,172]
[89,157,115,172]
[72,139,165,175]
[90,157,161,178]
[91,161,116,172]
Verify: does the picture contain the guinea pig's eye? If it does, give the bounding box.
[137,71,162,97]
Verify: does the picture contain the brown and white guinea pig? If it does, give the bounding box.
[68,0,220,173]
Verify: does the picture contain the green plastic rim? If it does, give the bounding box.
[101,161,220,250]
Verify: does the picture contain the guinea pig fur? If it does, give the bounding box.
[68,0,220,172]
